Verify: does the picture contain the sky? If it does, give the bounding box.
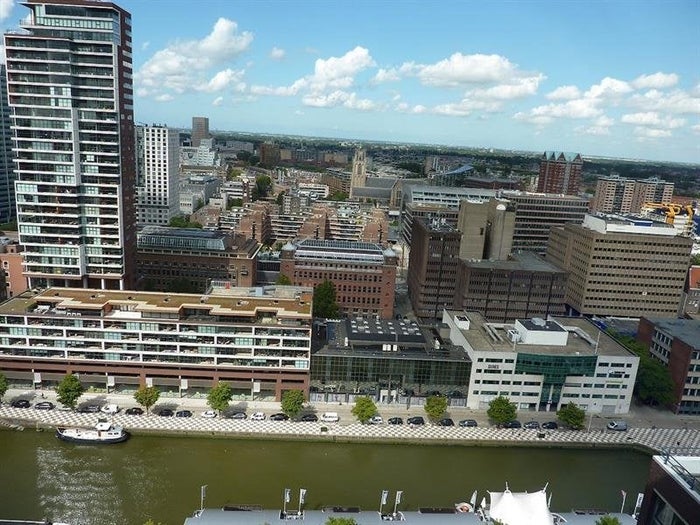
[0,0,699,164]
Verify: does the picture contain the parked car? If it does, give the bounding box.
[388,417,403,425]
[542,421,558,430]
[34,401,55,410]
[607,420,628,431]
[101,404,119,415]
[503,420,522,428]
[175,410,193,418]
[270,413,289,421]
[10,399,31,408]
[201,410,217,418]
[524,421,540,430]
[125,407,144,416]
[250,412,266,421]
[299,414,318,422]
[407,416,425,426]
[228,411,247,420]
[156,408,174,417]
[437,418,454,427]
[78,404,101,414]
[458,419,478,427]
[368,415,383,425]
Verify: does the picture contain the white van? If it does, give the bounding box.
[320,412,340,423]
[101,403,119,415]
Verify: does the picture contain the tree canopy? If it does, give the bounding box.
[352,396,378,423]
[424,395,448,421]
[276,273,292,285]
[55,373,84,409]
[325,518,358,525]
[0,372,8,404]
[134,385,160,415]
[595,516,622,525]
[169,216,203,229]
[313,280,339,318]
[207,382,233,413]
[281,389,306,418]
[252,175,272,201]
[487,396,517,426]
[557,402,586,430]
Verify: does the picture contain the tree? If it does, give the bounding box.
[325,518,358,525]
[424,395,447,421]
[352,396,377,424]
[276,274,292,285]
[0,372,8,405]
[276,191,286,206]
[134,385,160,415]
[55,373,84,410]
[252,175,272,201]
[487,396,517,426]
[207,382,233,413]
[691,253,700,266]
[557,402,586,430]
[313,280,339,318]
[281,389,305,418]
[635,355,675,406]
[169,216,202,229]
[595,516,622,525]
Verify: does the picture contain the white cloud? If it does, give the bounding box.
[632,72,679,90]
[513,112,553,126]
[197,68,244,92]
[628,89,700,114]
[212,96,223,106]
[136,18,252,96]
[634,127,672,138]
[546,85,581,100]
[270,47,286,60]
[141,41,150,51]
[307,46,375,91]
[576,117,614,136]
[411,53,521,87]
[432,98,501,117]
[584,77,633,99]
[621,112,685,129]
[529,98,603,119]
[372,68,401,84]
[155,94,174,102]
[691,123,700,134]
[301,90,376,111]
[467,75,545,100]
[0,0,14,22]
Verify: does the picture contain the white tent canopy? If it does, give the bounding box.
[488,487,553,525]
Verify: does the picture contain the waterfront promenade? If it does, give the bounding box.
[1,388,699,454]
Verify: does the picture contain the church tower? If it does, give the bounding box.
[349,148,367,199]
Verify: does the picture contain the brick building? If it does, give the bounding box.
[537,151,583,195]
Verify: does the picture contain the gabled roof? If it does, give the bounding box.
[543,151,582,163]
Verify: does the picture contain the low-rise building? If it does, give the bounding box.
[637,317,700,414]
[0,241,27,298]
[0,285,313,400]
[443,310,639,414]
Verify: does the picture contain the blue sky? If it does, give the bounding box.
[1,0,699,163]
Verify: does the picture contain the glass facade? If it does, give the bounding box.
[515,352,597,404]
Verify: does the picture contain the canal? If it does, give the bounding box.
[0,429,650,525]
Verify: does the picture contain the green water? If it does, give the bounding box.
[0,429,650,525]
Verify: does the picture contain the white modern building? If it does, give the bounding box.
[4,0,137,290]
[136,125,179,226]
[0,285,313,399]
[443,310,639,414]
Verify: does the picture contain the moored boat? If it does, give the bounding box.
[55,419,129,444]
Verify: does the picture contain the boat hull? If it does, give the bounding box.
[55,428,130,444]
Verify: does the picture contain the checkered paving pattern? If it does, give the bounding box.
[2,406,699,454]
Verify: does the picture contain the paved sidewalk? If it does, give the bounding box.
[2,388,699,455]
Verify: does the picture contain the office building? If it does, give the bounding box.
[456,198,515,260]
[547,214,693,317]
[637,317,700,414]
[443,310,639,413]
[280,239,397,319]
[591,175,674,214]
[191,116,209,148]
[136,226,260,292]
[638,453,700,525]
[136,125,180,226]
[311,317,471,400]
[454,252,568,323]
[407,218,461,321]
[260,142,281,168]
[0,64,15,224]
[537,151,582,195]
[683,266,700,316]
[0,285,313,399]
[5,0,136,290]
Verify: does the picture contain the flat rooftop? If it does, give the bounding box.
[644,318,700,349]
[450,311,633,358]
[463,251,567,273]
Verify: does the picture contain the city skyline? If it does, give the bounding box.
[0,0,699,164]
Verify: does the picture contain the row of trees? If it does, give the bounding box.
[487,395,587,429]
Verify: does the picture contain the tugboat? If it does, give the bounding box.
[55,418,129,444]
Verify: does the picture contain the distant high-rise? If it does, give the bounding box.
[537,151,582,195]
[5,0,136,289]
[136,125,180,227]
[0,64,15,224]
[591,175,674,214]
[191,116,209,147]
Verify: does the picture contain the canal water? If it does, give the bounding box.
[0,429,650,525]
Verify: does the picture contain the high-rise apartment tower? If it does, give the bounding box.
[136,125,180,227]
[191,116,209,147]
[0,64,15,224]
[537,151,582,195]
[5,0,136,290]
